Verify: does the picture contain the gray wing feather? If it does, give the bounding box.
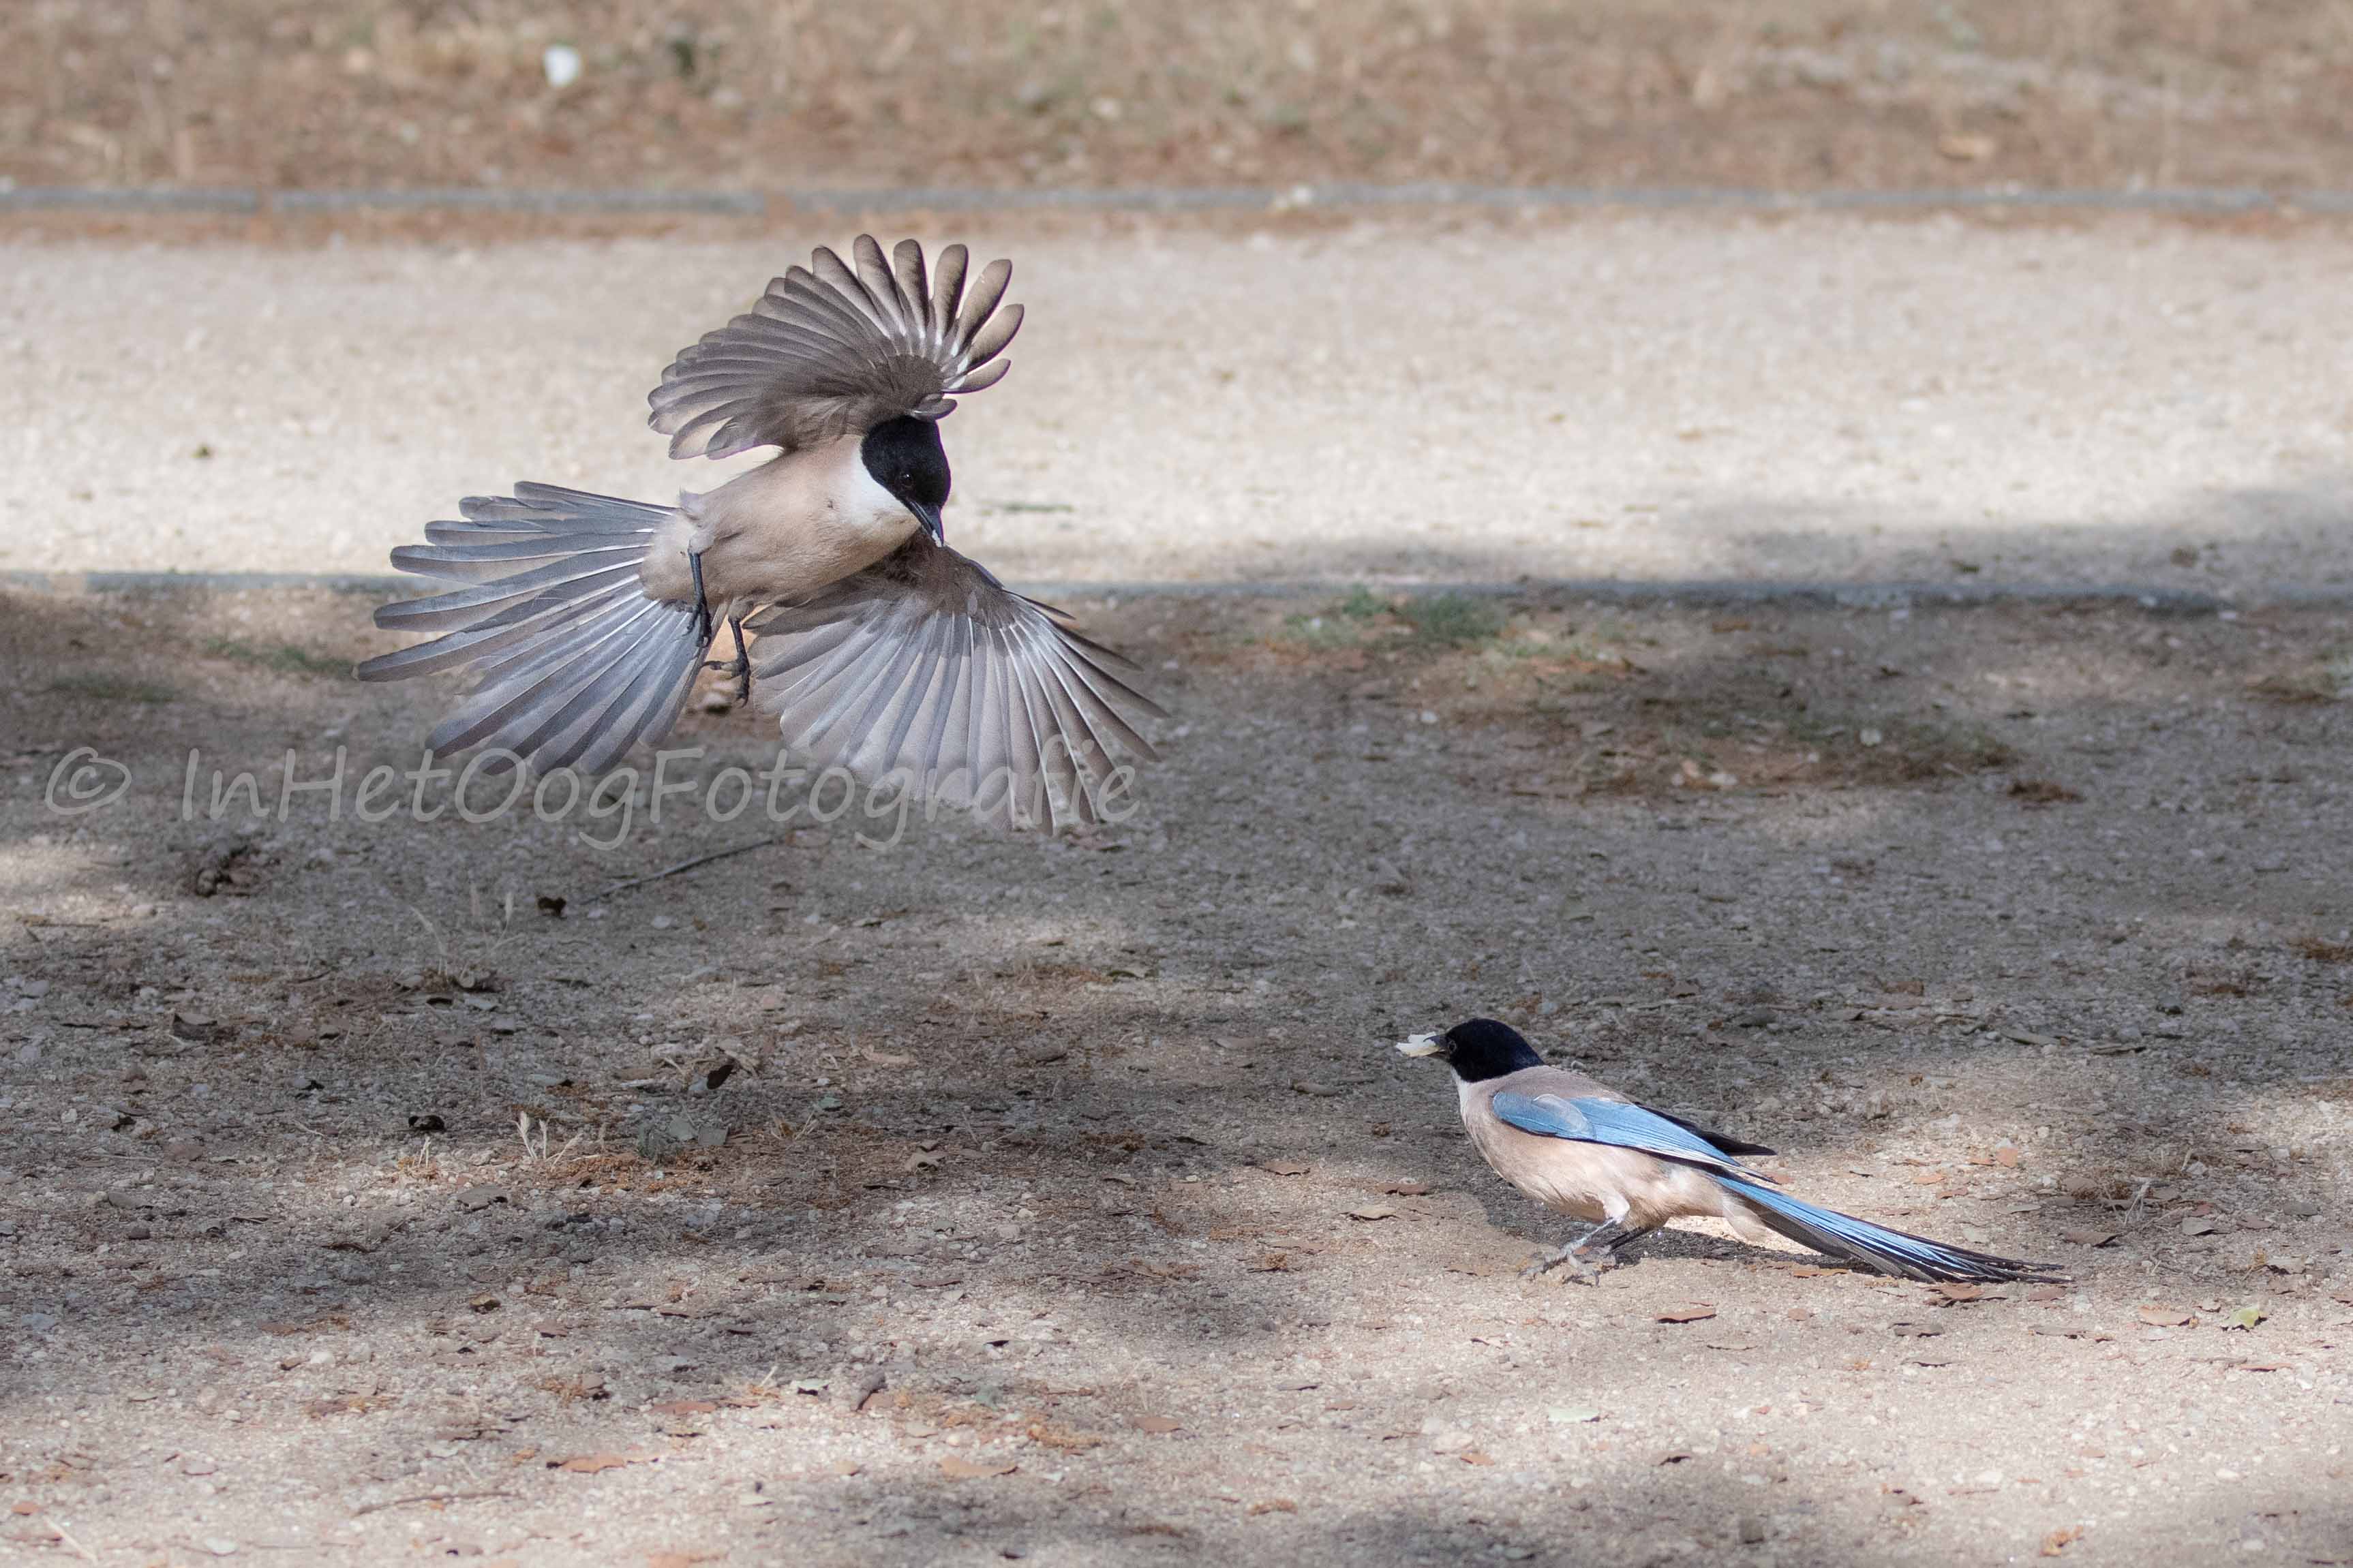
[426,595,666,754]
[648,236,1025,460]
[744,536,1160,830]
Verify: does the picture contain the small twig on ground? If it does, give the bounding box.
[42,1518,95,1563]
[350,1489,516,1517]
[598,835,781,897]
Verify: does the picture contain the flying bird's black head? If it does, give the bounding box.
[1395,1017,1543,1083]
[863,414,952,542]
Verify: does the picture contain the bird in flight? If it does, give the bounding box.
[1399,1019,2063,1285]
[358,236,1159,828]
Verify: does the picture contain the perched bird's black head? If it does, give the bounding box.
[1395,1017,1543,1082]
[863,414,952,542]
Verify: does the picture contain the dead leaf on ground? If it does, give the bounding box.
[2061,1229,2120,1248]
[939,1456,1017,1479]
[2136,1305,2195,1327]
[1656,1303,1716,1323]
[1348,1205,1397,1221]
[1024,1422,1104,1452]
[650,1399,718,1417]
[1890,1321,1943,1338]
[1131,1415,1184,1434]
[1259,1160,1310,1176]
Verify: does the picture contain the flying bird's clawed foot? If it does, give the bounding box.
[699,654,748,705]
[699,613,753,706]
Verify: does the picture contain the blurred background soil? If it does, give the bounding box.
[11,1,2353,194]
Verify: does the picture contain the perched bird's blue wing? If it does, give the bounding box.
[1489,1092,1776,1182]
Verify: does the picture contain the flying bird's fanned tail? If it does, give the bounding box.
[356,485,705,774]
[1720,1176,2064,1285]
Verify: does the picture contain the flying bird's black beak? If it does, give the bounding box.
[909,499,945,544]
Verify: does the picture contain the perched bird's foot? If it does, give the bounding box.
[1522,1244,1613,1284]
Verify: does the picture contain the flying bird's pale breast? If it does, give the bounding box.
[637,435,921,606]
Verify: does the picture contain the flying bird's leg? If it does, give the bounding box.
[688,549,716,647]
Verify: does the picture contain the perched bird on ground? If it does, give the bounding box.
[356,236,1158,827]
[1397,1019,2061,1285]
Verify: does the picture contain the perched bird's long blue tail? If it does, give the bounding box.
[1719,1176,2063,1284]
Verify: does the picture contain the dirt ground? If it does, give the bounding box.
[1,579,2349,1566]
[14,1,2353,195]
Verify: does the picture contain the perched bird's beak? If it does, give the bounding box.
[909,499,945,544]
[1394,1032,1443,1058]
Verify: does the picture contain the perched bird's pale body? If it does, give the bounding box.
[1458,1068,1782,1248]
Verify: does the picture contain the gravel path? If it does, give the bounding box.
[7,212,2353,594]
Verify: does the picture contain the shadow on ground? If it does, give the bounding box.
[1,582,2350,1566]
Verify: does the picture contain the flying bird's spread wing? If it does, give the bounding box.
[650,236,1023,460]
[743,534,1161,830]
[1489,1092,1778,1184]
